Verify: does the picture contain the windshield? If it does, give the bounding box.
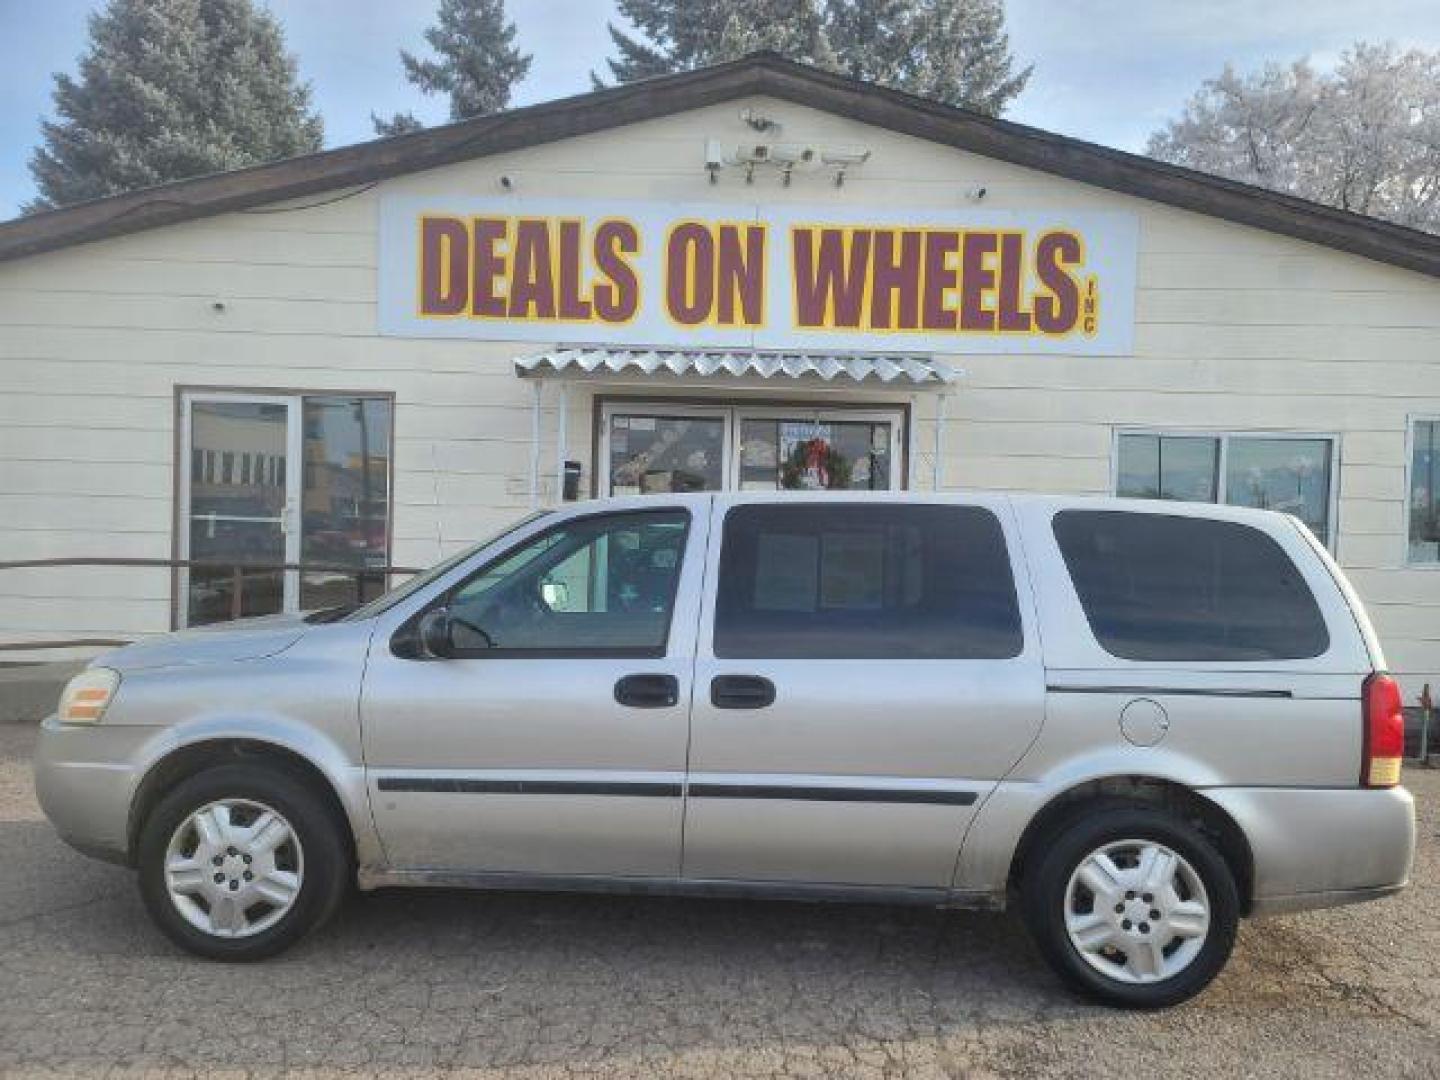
[342,511,551,622]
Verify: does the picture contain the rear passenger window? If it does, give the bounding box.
[1053,510,1329,661]
[714,504,1023,660]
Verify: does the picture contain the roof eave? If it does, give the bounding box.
[4,52,1440,279]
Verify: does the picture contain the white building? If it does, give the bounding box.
[1,54,1437,704]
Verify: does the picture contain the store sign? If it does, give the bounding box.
[378,197,1138,355]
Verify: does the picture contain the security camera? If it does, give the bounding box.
[704,139,725,183]
[768,144,816,166]
[966,184,988,201]
[739,107,779,133]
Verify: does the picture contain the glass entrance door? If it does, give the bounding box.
[180,394,299,626]
[179,392,394,627]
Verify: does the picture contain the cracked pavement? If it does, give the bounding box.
[0,722,1436,1079]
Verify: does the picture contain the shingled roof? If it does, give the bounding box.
[4,51,1440,277]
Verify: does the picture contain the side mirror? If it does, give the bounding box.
[417,607,455,659]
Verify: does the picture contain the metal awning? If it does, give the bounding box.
[514,348,960,386]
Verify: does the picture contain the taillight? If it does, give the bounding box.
[1362,672,1405,788]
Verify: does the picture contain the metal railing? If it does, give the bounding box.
[0,557,421,652]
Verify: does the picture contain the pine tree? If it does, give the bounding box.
[28,0,322,211]
[372,0,531,136]
[602,0,1030,116]
[829,0,1031,113]
[604,0,837,83]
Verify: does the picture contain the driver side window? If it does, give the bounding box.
[445,509,690,656]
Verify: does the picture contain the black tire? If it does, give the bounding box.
[1021,804,1239,1009]
[136,762,351,961]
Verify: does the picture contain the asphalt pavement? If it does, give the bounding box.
[0,721,1436,1078]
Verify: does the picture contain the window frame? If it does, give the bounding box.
[1052,508,1332,663]
[711,500,1025,661]
[1405,414,1440,569]
[595,396,911,497]
[598,402,734,496]
[1111,427,1341,550]
[401,507,694,661]
[171,386,397,630]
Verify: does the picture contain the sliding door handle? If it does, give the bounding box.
[711,674,776,710]
[614,673,679,709]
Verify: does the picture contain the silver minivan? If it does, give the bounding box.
[35,493,1415,1007]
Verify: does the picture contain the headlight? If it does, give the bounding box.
[57,667,121,724]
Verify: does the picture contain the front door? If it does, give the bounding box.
[179,393,299,626]
[178,391,393,626]
[683,496,1045,888]
[361,502,709,877]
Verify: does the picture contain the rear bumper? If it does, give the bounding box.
[1204,785,1415,912]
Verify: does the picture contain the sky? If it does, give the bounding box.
[2,0,1440,217]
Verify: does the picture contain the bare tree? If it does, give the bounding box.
[1149,42,1440,232]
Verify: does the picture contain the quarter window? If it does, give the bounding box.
[1410,419,1439,564]
[714,504,1023,660]
[1116,432,1334,545]
[443,510,690,656]
[1053,510,1329,662]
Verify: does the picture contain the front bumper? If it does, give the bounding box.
[33,714,154,865]
[1205,784,1415,913]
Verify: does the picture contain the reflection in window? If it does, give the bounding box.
[300,397,393,610]
[1116,432,1334,545]
[1412,420,1440,563]
[608,415,724,494]
[187,400,289,626]
[1224,438,1331,544]
[740,419,892,491]
[1117,434,1219,502]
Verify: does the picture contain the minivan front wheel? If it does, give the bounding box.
[137,763,349,960]
[1023,806,1239,1008]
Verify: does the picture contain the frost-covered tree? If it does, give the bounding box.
[28,0,322,211]
[601,0,1030,116]
[1149,43,1440,232]
[372,0,531,136]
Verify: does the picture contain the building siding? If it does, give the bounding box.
[1,96,1437,700]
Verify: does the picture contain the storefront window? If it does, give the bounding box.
[739,418,893,491]
[607,413,727,494]
[1116,431,1334,545]
[1411,419,1440,564]
[1223,437,1331,544]
[1116,434,1219,502]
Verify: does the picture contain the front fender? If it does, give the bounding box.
[124,714,384,869]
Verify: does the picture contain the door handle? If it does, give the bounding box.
[711,674,776,710]
[614,673,679,709]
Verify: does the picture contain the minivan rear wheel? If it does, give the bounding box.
[1022,805,1239,1008]
[137,763,349,961]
